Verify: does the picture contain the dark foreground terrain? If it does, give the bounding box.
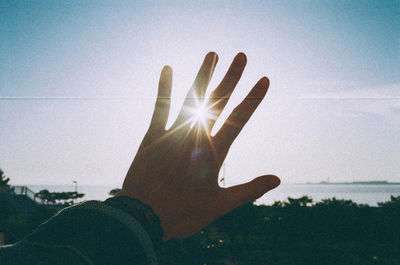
[1,193,399,265]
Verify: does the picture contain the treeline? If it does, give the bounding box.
[159,196,400,265]
[35,189,85,205]
[1,179,399,264]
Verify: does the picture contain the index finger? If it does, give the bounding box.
[171,52,218,129]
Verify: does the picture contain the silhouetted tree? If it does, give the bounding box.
[36,189,85,205]
[271,200,285,208]
[109,188,122,196]
[378,195,400,208]
[286,195,313,207]
[35,189,56,204]
[0,168,10,193]
[315,197,358,208]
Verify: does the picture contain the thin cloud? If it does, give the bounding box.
[300,82,400,101]
[0,96,121,101]
[302,96,400,100]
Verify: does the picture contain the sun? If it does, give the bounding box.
[193,104,208,123]
[188,102,214,129]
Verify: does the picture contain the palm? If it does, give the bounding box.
[118,52,280,240]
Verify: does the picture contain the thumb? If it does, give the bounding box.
[220,175,280,211]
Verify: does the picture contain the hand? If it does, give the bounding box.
[116,52,280,241]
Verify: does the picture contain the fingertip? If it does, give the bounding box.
[260,76,270,87]
[206,51,219,63]
[235,52,247,65]
[162,65,173,74]
[255,174,281,191]
[267,175,281,189]
[159,66,173,94]
[252,77,269,96]
[248,77,270,99]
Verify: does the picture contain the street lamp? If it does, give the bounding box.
[72,180,78,203]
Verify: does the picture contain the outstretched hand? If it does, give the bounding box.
[116,52,280,241]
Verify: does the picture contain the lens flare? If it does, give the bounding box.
[192,104,208,124]
[188,100,216,129]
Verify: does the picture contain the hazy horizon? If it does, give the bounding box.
[1,1,399,187]
[13,182,400,207]
[10,179,400,187]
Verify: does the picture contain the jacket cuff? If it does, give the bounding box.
[103,196,164,249]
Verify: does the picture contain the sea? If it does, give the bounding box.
[24,183,400,206]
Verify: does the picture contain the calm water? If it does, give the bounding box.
[26,183,400,206]
[257,183,400,206]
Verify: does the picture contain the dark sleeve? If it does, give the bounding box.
[0,201,159,265]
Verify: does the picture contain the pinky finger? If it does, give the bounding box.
[149,66,173,131]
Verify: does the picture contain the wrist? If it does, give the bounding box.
[114,190,175,241]
[104,194,164,248]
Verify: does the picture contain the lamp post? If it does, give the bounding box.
[220,162,226,187]
[72,180,78,203]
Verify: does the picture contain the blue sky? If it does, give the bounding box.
[1,0,399,186]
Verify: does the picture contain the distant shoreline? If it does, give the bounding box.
[304,181,400,185]
[12,182,400,187]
